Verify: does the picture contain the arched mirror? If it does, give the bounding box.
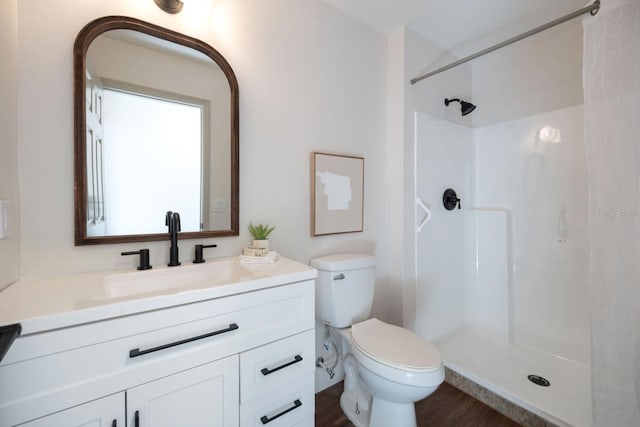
[74,16,239,245]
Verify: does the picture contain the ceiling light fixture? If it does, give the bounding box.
[154,0,184,14]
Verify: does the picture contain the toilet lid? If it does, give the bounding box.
[351,318,442,371]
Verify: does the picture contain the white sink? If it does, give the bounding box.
[103,259,254,299]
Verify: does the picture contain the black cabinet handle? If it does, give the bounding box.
[111,420,117,427]
[134,410,139,427]
[261,355,303,376]
[260,399,302,425]
[129,323,239,358]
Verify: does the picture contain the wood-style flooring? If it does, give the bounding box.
[315,381,521,427]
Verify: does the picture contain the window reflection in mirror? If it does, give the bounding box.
[100,86,205,235]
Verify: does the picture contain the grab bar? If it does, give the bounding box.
[416,198,432,232]
[129,323,238,358]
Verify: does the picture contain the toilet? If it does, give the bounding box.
[311,253,445,427]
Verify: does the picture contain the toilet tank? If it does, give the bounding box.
[310,253,376,328]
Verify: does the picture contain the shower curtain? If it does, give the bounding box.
[583,0,640,424]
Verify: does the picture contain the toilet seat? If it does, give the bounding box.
[351,318,442,372]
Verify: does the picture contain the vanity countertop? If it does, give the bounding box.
[0,256,317,335]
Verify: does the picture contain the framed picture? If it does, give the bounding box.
[311,152,364,236]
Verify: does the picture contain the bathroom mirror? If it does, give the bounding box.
[74,16,239,245]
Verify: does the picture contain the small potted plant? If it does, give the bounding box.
[248,223,275,250]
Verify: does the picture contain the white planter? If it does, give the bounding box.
[252,239,269,250]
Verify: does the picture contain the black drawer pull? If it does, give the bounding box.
[112,420,117,427]
[134,410,139,427]
[260,399,302,425]
[129,323,239,358]
[261,355,303,376]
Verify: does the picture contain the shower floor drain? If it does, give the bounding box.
[527,374,550,387]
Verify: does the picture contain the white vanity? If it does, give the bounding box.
[0,257,316,427]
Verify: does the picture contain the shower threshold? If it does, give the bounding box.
[434,328,591,427]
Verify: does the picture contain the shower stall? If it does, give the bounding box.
[410,0,640,424]
[400,0,640,424]
[414,106,590,426]
[410,3,597,426]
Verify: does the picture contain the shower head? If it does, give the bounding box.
[444,98,477,116]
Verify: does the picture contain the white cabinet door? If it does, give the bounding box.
[19,392,124,427]
[127,355,239,427]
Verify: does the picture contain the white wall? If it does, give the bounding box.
[405,28,473,128]
[471,18,583,127]
[384,27,408,329]
[0,0,20,291]
[16,0,389,288]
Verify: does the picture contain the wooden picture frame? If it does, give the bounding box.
[311,152,364,236]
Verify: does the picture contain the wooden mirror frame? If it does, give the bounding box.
[74,16,239,245]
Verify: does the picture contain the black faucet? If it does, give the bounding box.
[193,244,218,264]
[166,211,181,266]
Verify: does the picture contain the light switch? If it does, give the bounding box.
[0,200,10,239]
[212,198,226,213]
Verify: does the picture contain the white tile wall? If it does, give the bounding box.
[414,111,474,342]
[475,104,589,364]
